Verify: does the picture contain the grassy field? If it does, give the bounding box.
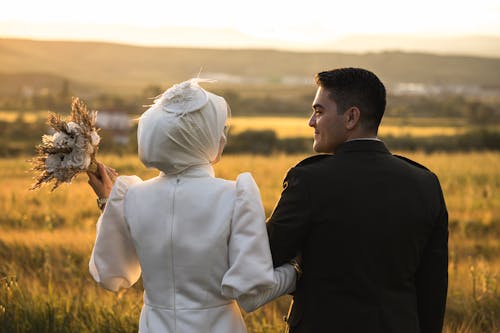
[230,116,472,138]
[1,151,499,332]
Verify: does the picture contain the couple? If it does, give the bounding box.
[88,68,448,333]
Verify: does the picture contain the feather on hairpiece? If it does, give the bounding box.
[153,78,216,116]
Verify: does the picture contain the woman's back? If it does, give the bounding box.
[125,165,236,309]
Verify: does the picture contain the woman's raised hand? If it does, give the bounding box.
[87,162,118,199]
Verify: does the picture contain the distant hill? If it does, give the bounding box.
[327,35,500,59]
[0,72,91,96]
[1,38,500,96]
[2,22,500,58]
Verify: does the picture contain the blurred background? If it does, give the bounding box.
[0,1,499,332]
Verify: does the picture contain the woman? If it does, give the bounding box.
[87,79,297,332]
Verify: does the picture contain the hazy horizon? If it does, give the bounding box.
[2,22,500,58]
[1,0,499,57]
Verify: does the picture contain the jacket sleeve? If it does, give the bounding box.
[89,175,143,292]
[221,173,296,312]
[415,174,448,333]
[267,167,312,267]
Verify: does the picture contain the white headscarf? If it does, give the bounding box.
[138,79,229,174]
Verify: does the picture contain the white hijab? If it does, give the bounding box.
[138,79,228,174]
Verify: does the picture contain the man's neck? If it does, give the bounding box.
[345,130,379,142]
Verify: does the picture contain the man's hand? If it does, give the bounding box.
[87,162,118,199]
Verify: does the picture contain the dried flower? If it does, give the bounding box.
[30,97,100,191]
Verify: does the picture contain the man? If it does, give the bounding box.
[267,68,448,333]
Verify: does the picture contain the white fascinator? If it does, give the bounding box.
[137,79,230,174]
[155,79,210,115]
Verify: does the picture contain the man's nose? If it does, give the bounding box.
[308,114,316,127]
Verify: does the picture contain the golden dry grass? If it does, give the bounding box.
[229,116,468,138]
[1,112,475,138]
[0,110,46,123]
[1,151,499,332]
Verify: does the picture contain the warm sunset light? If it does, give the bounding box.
[0,0,499,332]
[0,0,499,50]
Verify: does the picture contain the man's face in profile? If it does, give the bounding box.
[309,86,347,153]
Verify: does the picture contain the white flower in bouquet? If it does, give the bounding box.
[45,154,63,173]
[66,121,81,133]
[90,130,101,146]
[52,132,74,148]
[63,150,87,169]
[30,97,101,191]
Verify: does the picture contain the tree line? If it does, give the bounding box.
[0,80,499,124]
[1,116,499,158]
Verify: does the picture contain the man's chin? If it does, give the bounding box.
[313,142,335,154]
[312,142,323,153]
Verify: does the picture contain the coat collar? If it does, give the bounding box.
[335,139,391,155]
[159,163,215,178]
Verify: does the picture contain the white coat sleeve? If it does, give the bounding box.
[89,175,143,292]
[220,172,296,312]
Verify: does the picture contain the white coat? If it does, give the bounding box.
[89,164,295,333]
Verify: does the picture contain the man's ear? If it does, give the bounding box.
[345,107,361,130]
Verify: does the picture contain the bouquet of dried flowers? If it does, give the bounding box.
[30,97,101,191]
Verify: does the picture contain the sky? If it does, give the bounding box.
[1,0,499,49]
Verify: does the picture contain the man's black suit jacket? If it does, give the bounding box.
[267,140,448,333]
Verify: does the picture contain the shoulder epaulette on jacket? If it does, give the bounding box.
[393,154,430,171]
[294,154,331,168]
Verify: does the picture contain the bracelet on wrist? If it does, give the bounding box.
[96,197,108,211]
[289,258,303,281]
